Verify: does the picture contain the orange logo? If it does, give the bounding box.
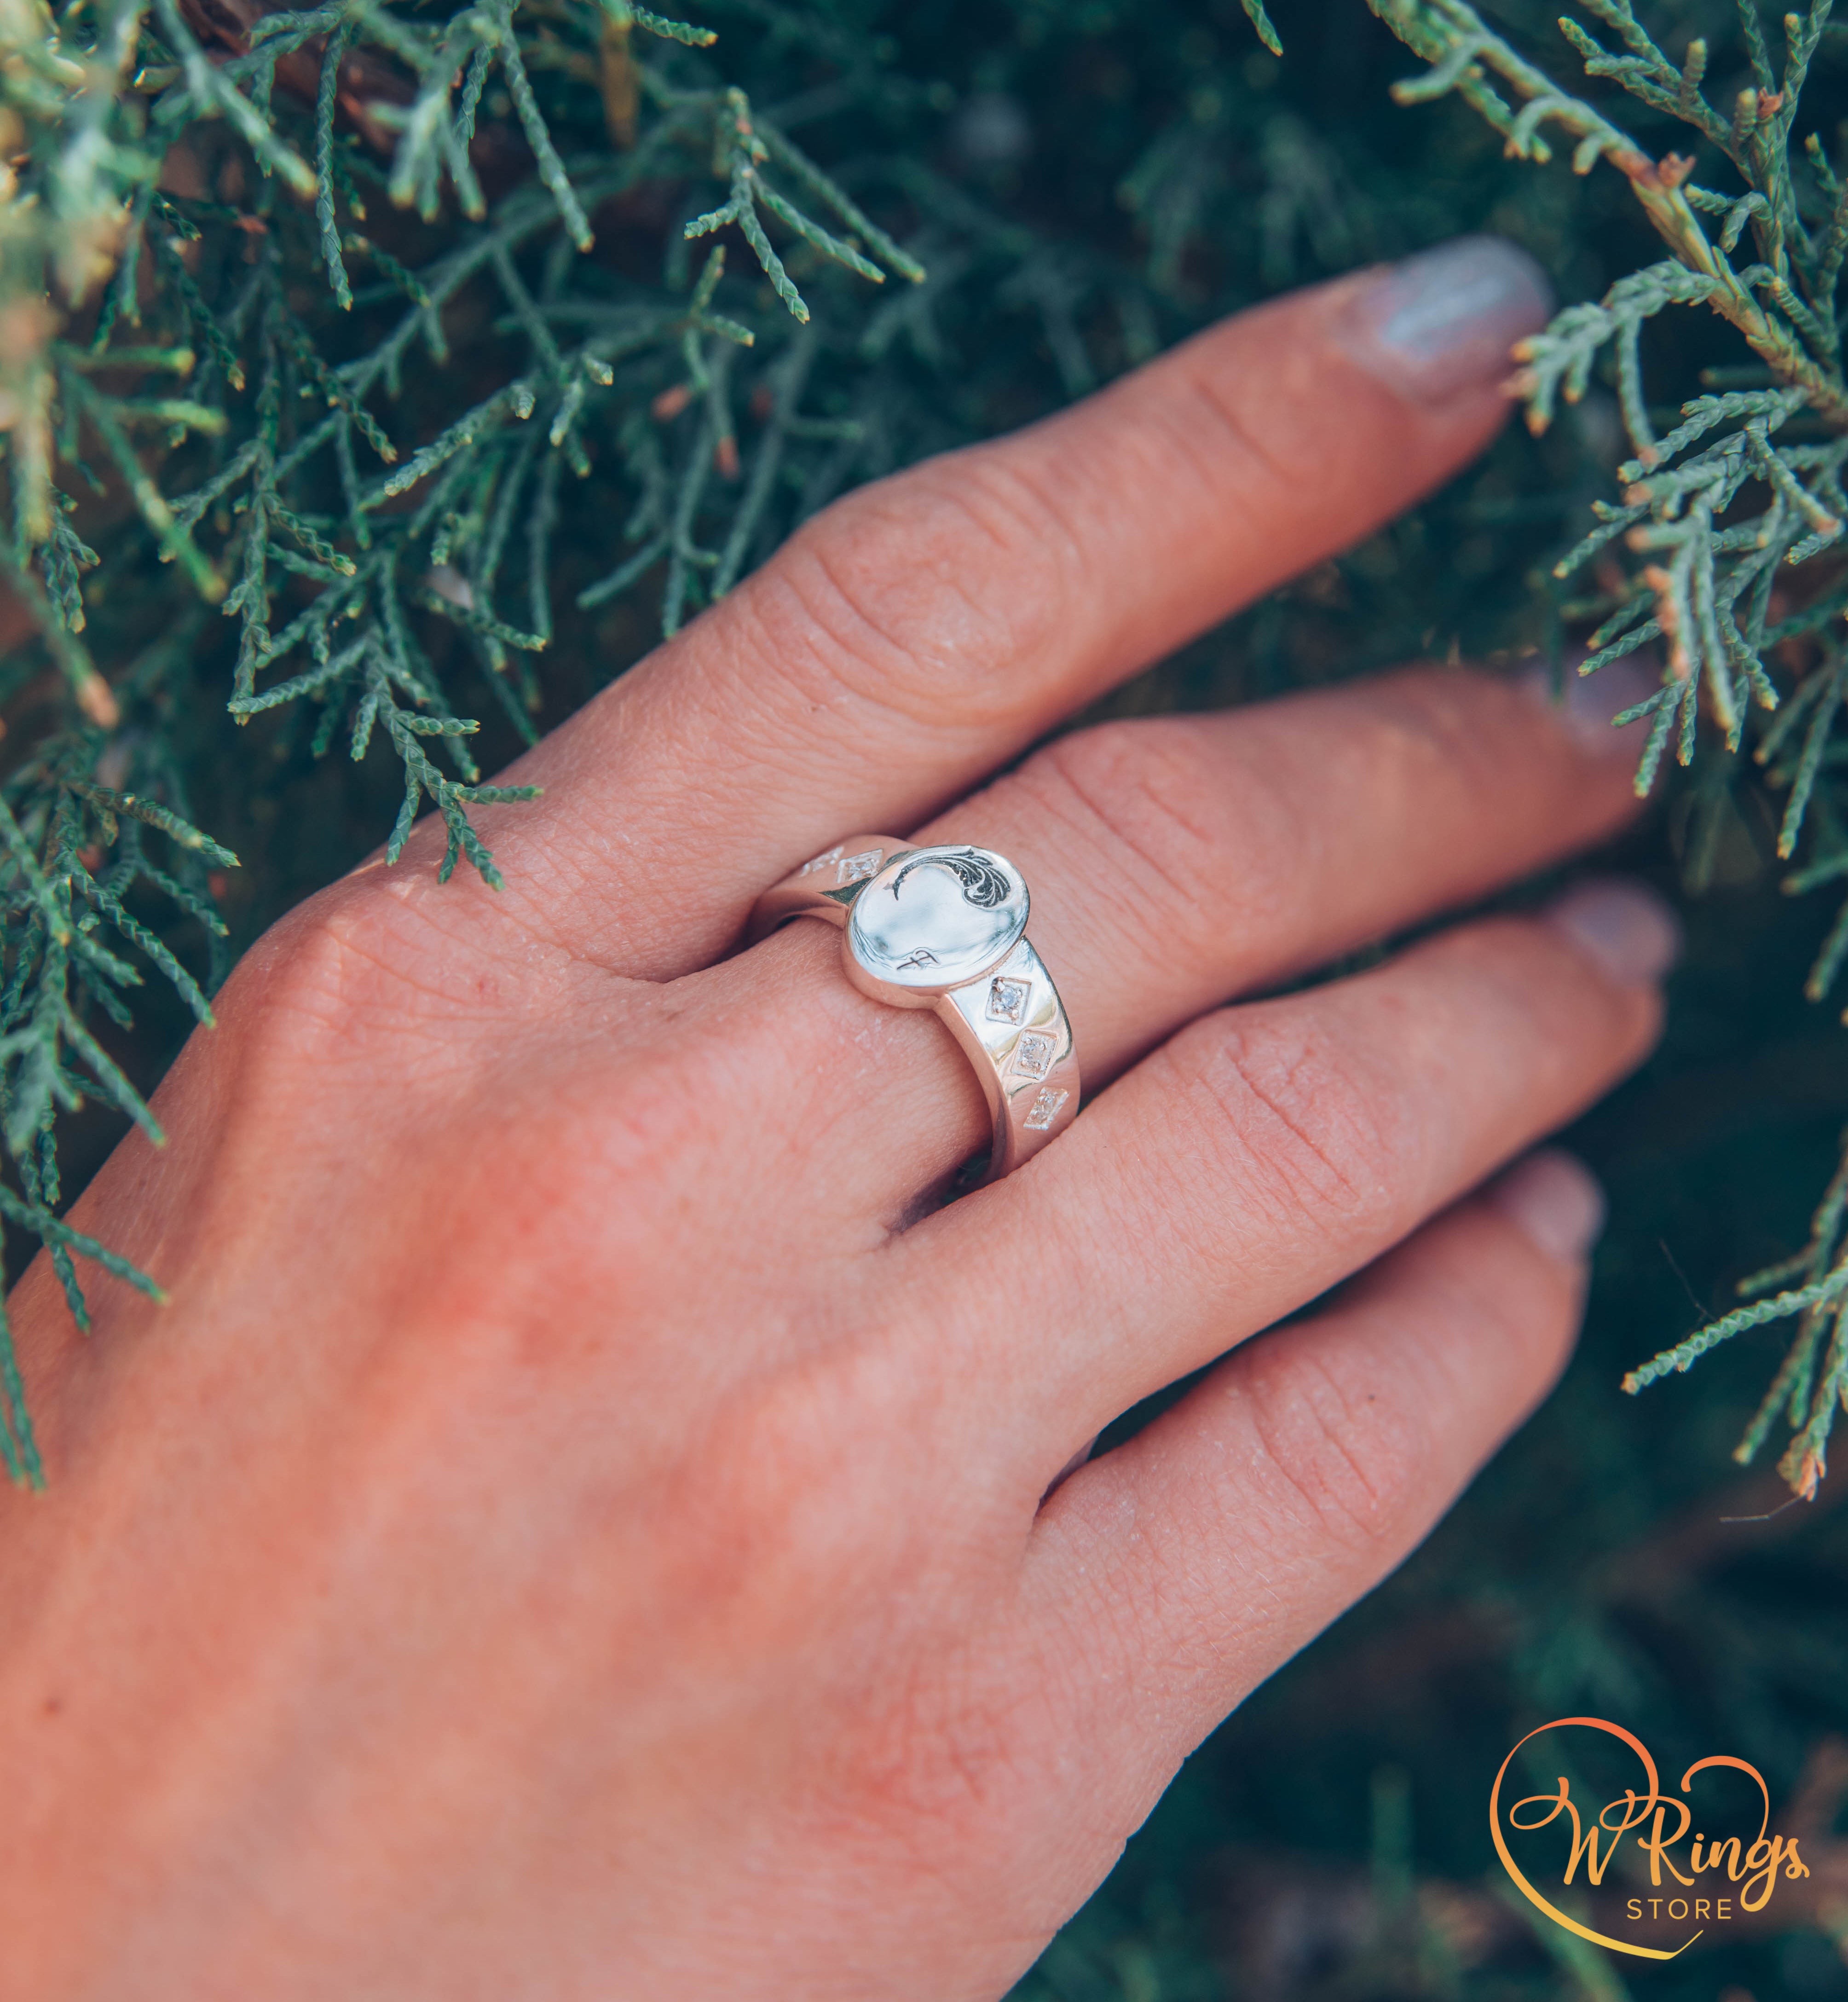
[1490,1716,1809,1960]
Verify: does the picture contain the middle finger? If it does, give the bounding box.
[399,243,1553,978]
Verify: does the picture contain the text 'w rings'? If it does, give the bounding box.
[749,839,1081,1182]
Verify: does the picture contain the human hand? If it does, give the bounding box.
[0,237,1675,2000]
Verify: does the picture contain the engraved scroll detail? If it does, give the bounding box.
[889,847,1013,910]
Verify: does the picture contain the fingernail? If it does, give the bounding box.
[1343,236,1554,406]
[1518,651,1662,755]
[1542,878,1681,988]
[1489,1148,1606,1263]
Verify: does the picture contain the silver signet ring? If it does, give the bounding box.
[748,839,1080,1182]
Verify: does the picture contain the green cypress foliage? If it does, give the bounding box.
[1365,0,1848,1495]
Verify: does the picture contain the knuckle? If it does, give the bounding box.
[216,874,524,1079]
[733,452,1082,738]
[171,884,464,1182]
[220,882,404,1066]
[1152,364,1298,517]
[1240,1342,1425,1554]
[1022,720,1300,960]
[1167,1009,1406,1235]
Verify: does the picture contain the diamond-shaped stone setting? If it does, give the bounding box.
[1012,1030,1056,1082]
[1023,1087,1068,1132]
[837,848,883,886]
[986,975,1031,1025]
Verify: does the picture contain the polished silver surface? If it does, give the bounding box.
[749,835,1080,1183]
[846,845,1030,996]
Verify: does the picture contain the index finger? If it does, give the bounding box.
[420,238,1553,974]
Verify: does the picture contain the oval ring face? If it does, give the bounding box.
[846,845,1030,992]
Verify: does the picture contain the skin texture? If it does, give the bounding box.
[0,253,1671,2000]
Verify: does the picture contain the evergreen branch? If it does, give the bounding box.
[60,784,240,867]
[146,0,316,194]
[63,373,224,602]
[0,1185,166,1303]
[1374,0,1848,430]
[75,874,214,1027]
[684,86,917,323]
[617,2,716,46]
[415,588,547,652]
[754,119,926,283]
[378,381,537,500]
[491,0,594,251]
[1779,1299,1848,1495]
[1239,0,1284,57]
[1623,1268,1848,1390]
[315,20,356,311]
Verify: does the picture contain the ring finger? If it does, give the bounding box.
[727,655,1654,1223]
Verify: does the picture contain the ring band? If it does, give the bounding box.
[749,837,1080,1182]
